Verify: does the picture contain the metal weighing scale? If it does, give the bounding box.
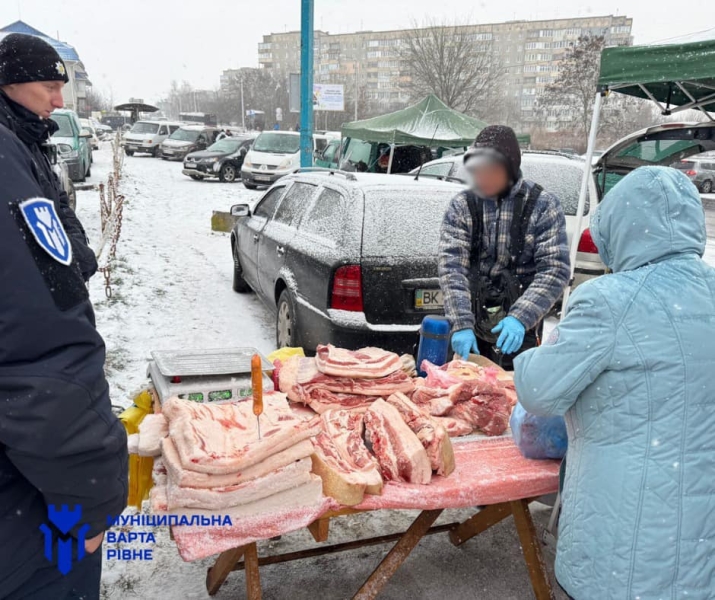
[147,348,274,405]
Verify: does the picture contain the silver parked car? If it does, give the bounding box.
[47,142,77,210]
[671,158,715,193]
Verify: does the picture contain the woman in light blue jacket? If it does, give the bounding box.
[514,166,715,600]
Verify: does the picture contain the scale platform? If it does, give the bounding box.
[148,347,274,404]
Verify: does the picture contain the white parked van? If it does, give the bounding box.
[240,131,302,189]
[124,120,181,157]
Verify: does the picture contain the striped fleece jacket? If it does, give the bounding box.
[438,178,570,333]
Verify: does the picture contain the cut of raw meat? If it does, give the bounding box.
[151,475,324,520]
[163,393,320,474]
[304,389,376,414]
[166,458,313,510]
[418,360,515,437]
[448,394,512,437]
[137,414,168,457]
[127,434,139,454]
[411,382,473,416]
[312,410,383,505]
[385,393,455,477]
[315,344,402,379]
[153,458,167,486]
[364,399,431,485]
[320,411,382,489]
[161,437,314,489]
[279,356,415,405]
[433,416,474,437]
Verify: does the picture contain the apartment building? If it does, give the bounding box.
[257,15,632,121]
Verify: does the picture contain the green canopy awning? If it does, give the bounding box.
[341,95,486,146]
[598,30,715,116]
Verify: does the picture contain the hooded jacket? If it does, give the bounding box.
[0,91,97,281]
[0,111,127,594]
[514,167,715,599]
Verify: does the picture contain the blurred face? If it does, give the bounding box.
[468,161,510,198]
[1,81,65,118]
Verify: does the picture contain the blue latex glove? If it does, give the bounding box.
[451,329,479,359]
[492,316,526,355]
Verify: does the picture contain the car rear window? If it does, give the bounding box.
[273,182,317,226]
[362,188,456,257]
[521,157,589,216]
[673,161,696,169]
[51,114,74,138]
[301,188,346,239]
[455,157,590,215]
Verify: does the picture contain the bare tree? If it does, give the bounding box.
[536,35,667,148]
[399,18,505,119]
[85,87,111,113]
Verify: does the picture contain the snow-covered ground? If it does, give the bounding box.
[75,146,715,600]
[76,146,272,408]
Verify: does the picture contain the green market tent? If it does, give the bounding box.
[566,29,715,312]
[597,30,715,117]
[341,94,487,146]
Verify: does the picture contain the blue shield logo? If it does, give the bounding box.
[40,504,90,575]
[19,198,73,266]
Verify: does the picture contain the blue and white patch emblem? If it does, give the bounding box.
[19,198,73,266]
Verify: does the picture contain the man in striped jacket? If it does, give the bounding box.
[438,125,570,368]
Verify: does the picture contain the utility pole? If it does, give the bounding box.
[240,74,246,130]
[355,62,359,121]
[299,0,314,167]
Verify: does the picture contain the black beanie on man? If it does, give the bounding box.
[0,33,69,87]
[463,125,522,183]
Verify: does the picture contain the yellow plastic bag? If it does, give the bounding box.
[119,389,155,509]
[266,347,305,364]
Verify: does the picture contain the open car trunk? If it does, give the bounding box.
[594,122,715,199]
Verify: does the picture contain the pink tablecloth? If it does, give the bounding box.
[171,437,559,561]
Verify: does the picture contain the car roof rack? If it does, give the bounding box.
[293,167,358,181]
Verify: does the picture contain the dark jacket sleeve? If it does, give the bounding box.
[0,128,127,538]
[57,188,98,281]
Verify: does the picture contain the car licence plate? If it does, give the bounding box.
[163,149,174,155]
[254,175,271,182]
[415,289,443,309]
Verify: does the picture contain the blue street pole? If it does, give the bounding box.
[299,0,314,168]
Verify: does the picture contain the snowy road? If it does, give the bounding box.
[76,146,272,406]
[75,146,715,600]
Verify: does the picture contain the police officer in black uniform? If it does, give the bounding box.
[0,33,97,281]
[0,34,128,599]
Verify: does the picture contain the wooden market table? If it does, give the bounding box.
[168,437,560,600]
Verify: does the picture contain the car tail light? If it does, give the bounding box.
[331,265,364,312]
[685,170,697,176]
[577,228,599,254]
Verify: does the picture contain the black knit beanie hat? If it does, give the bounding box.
[0,33,70,87]
[463,125,522,183]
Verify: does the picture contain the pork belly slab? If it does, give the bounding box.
[315,344,402,379]
[137,413,169,457]
[385,393,455,477]
[162,393,320,475]
[311,410,383,505]
[279,356,415,405]
[165,458,313,510]
[161,436,314,489]
[364,399,431,485]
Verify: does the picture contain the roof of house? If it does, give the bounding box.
[0,20,81,62]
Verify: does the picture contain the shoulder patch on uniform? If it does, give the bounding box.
[19,198,73,266]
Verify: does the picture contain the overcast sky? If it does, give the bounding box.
[1,0,712,104]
